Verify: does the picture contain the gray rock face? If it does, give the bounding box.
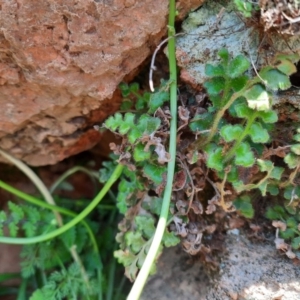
[141,234,300,300]
[176,1,300,89]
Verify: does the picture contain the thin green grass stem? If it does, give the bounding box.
[0,180,99,253]
[49,166,98,194]
[0,164,124,244]
[127,1,177,299]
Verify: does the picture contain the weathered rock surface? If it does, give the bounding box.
[176,1,300,89]
[141,233,300,300]
[141,246,211,300]
[0,0,203,166]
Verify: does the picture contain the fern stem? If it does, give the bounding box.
[223,112,258,162]
[127,1,177,299]
[0,164,124,244]
[204,91,243,146]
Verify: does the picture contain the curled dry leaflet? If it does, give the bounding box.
[260,0,300,34]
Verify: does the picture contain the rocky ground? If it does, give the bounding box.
[142,233,300,300]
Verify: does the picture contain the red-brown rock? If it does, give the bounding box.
[0,0,204,166]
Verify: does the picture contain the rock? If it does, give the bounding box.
[176,1,300,88]
[0,0,203,166]
[207,234,300,300]
[141,246,211,300]
[141,234,300,300]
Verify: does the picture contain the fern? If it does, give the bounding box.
[102,82,180,281]
[115,212,179,281]
[30,262,99,300]
[0,202,56,239]
[188,48,300,212]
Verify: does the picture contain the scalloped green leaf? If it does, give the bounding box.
[265,205,286,220]
[257,159,273,172]
[135,92,150,110]
[114,249,136,267]
[283,185,300,201]
[230,75,249,91]
[285,204,297,216]
[227,55,250,78]
[275,53,300,63]
[244,85,270,111]
[138,115,161,135]
[280,228,295,239]
[129,82,139,92]
[207,147,224,171]
[128,128,143,144]
[119,82,130,97]
[162,230,180,247]
[267,184,279,196]
[256,110,278,123]
[135,216,156,239]
[203,77,225,96]
[143,163,166,184]
[217,165,239,183]
[293,134,300,142]
[233,196,254,218]
[125,231,145,254]
[257,181,268,196]
[284,153,300,169]
[210,94,223,108]
[119,113,136,135]
[260,69,291,91]
[142,197,163,216]
[99,160,117,183]
[235,143,255,167]
[220,124,244,142]
[226,165,239,182]
[270,166,284,180]
[133,143,151,162]
[292,236,300,250]
[234,0,253,17]
[105,113,123,131]
[232,180,246,193]
[248,123,269,143]
[148,91,169,113]
[120,99,133,110]
[291,144,300,155]
[287,217,297,229]
[276,59,297,76]
[189,112,213,132]
[205,64,225,77]
[218,48,229,62]
[234,102,253,118]
[228,97,245,117]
